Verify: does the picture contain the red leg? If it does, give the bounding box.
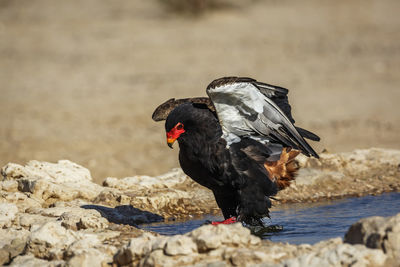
[211,217,237,225]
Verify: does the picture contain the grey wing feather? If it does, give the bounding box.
[206,77,319,158]
[258,97,319,158]
[253,80,289,97]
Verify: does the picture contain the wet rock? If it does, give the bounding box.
[345,213,400,262]
[0,203,18,227]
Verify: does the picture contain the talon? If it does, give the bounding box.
[211,217,237,225]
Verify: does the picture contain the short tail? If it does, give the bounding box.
[264,147,300,190]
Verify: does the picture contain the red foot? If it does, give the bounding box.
[211,217,237,225]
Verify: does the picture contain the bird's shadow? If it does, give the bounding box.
[81,204,164,227]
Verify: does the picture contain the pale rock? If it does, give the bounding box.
[0,228,30,265]
[345,213,400,262]
[28,221,79,258]
[0,153,398,267]
[103,168,187,190]
[150,236,168,251]
[191,226,222,251]
[28,221,115,260]
[295,169,344,186]
[9,254,64,267]
[5,191,27,204]
[133,190,193,211]
[349,148,400,165]
[251,245,293,262]
[384,222,400,263]
[142,249,197,267]
[66,234,102,253]
[0,238,28,265]
[0,250,9,266]
[117,194,131,205]
[188,261,227,267]
[229,248,271,266]
[189,223,260,250]
[51,199,90,208]
[15,196,42,212]
[114,232,156,265]
[67,248,110,267]
[0,228,30,248]
[17,213,55,228]
[206,247,226,258]
[65,236,115,267]
[58,208,108,230]
[345,215,386,248]
[164,235,198,256]
[1,160,103,202]
[296,148,400,186]
[39,206,85,217]
[282,243,387,267]
[141,249,176,267]
[68,233,102,252]
[78,214,109,230]
[91,230,121,243]
[0,180,18,192]
[0,203,18,227]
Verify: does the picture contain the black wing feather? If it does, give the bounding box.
[228,139,278,223]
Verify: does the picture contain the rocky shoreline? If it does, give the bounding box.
[0,148,399,266]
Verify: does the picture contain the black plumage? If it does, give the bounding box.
[156,77,320,225]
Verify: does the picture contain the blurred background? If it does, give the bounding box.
[1,0,399,183]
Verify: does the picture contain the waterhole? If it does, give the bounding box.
[140,192,400,244]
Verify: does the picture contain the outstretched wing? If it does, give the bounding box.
[206,76,319,158]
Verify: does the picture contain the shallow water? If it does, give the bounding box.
[140,192,400,244]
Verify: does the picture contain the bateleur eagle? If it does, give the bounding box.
[152,77,320,226]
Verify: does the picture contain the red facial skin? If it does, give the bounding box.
[166,123,185,148]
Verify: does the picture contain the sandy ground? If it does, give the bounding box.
[1,0,399,183]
